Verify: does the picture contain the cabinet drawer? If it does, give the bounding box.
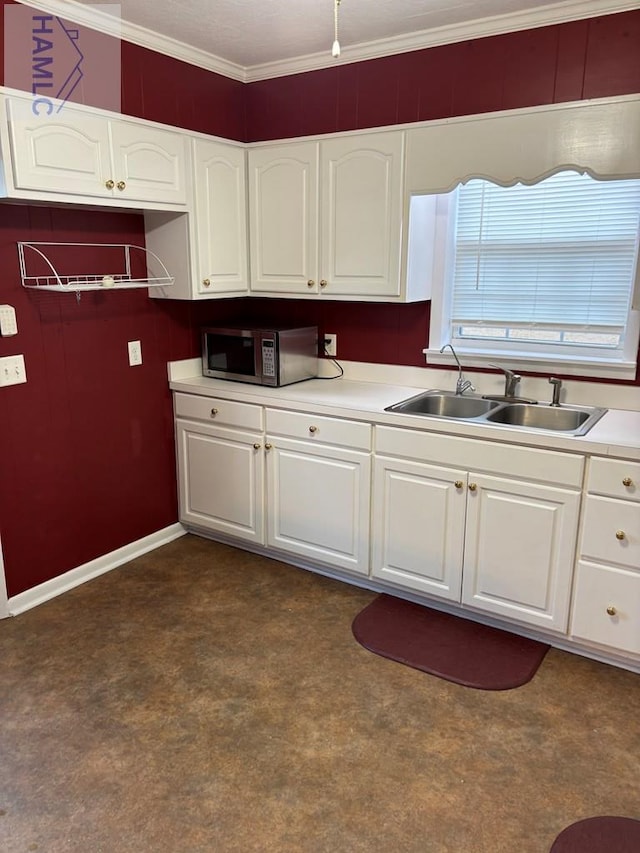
[587,457,640,502]
[174,393,263,431]
[571,560,640,655]
[266,408,371,450]
[581,495,640,569]
[375,426,584,487]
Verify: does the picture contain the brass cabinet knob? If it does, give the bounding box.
[606,605,617,616]
[265,443,272,451]
[309,425,318,434]
[622,477,633,487]
[105,179,115,189]
[253,443,261,450]
[320,279,327,288]
[117,180,126,191]
[202,278,211,288]
[307,280,315,288]
[468,483,478,492]
[454,481,464,489]
[615,530,626,541]
[210,408,218,416]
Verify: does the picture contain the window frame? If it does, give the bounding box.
[424,182,640,381]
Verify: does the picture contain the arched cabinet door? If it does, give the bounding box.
[5,94,188,206]
[7,98,112,197]
[248,141,319,295]
[193,138,248,296]
[320,131,404,298]
[110,121,188,205]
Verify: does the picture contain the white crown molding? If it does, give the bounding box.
[15,0,247,81]
[14,0,640,84]
[247,0,640,81]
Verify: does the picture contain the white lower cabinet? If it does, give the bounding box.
[372,456,466,600]
[174,394,264,545]
[570,457,640,656]
[372,426,583,633]
[461,473,581,631]
[174,395,371,575]
[173,391,640,667]
[265,409,372,575]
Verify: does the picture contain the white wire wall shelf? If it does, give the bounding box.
[18,242,174,301]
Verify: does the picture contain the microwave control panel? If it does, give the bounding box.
[261,339,276,377]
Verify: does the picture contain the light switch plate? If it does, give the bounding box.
[0,305,17,336]
[0,354,26,387]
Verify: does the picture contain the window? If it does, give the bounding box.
[426,171,640,379]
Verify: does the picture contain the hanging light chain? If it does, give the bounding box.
[332,0,341,58]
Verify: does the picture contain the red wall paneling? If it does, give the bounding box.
[0,205,198,596]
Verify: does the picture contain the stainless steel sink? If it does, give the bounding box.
[385,392,500,419]
[486,403,607,434]
[385,391,607,436]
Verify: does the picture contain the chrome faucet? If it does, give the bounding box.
[489,364,521,398]
[483,364,537,404]
[549,377,562,406]
[440,344,475,396]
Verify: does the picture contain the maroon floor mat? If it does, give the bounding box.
[352,594,549,690]
[550,817,640,852]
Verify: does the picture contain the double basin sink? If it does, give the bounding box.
[385,391,607,436]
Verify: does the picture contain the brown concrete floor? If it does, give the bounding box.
[0,534,638,853]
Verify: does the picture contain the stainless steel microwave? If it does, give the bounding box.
[201,326,319,386]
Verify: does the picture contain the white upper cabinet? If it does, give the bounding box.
[1,92,188,208]
[248,131,417,302]
[146,136,249,300]
[320,133,404,298]
[248,141,319,294]
[193,138,248,296]
[6,98,111,197]
[109,121,188,205]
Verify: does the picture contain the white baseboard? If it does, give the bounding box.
[8,524,187,616]
[0,536,9,619]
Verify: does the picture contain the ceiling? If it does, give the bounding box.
[100,0,572,66]
[22,0,636,79]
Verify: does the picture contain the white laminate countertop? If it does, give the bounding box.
[169,373,640,461]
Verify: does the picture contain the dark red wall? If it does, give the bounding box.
[245,11,640,140]
[0,6,638,597]
[0,206,196,596]
[0,2,242,596]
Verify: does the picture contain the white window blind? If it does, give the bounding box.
[451,171,640,350]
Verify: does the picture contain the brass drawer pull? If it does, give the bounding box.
[117,180,126,191]
[606,605,617,616]
[210,408,218,416]
[468,483,477,492]
[622,477,633,487]
[309,425,318,434]
[253,443,261,450]
[203,278,211,288]
[454,481,463,489]
[320,279,327,288]
[265,443,272,451]
[615,530,626,541]
[105,179,115,189]
[307,280,315,288]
